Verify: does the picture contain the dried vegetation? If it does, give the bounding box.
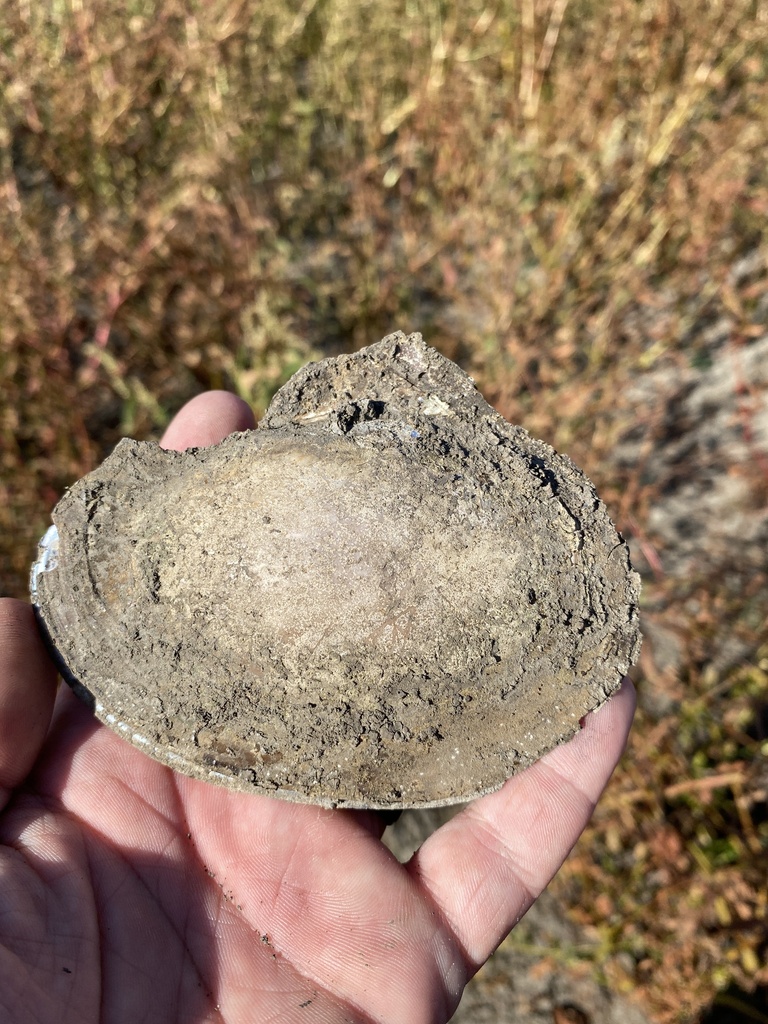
[1,1,767,1020]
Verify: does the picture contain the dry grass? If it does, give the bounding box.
[1,1,767,1019]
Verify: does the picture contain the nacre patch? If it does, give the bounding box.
[31,332,641,808]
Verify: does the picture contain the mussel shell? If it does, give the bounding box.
[31,332,640,808]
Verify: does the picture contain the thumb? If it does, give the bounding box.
[0,599,58,810]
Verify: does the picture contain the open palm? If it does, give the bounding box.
[0,391,635,1024]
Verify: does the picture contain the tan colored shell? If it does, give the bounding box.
[31,332,640,808]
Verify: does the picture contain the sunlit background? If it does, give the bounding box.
[1,2,766,1020]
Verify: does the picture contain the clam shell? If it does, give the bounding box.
[31,332,640,809]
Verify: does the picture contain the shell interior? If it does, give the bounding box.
[31,331,641,808]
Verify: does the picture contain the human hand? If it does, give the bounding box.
[0,391,635,1024]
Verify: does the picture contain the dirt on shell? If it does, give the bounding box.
[31,332,640,809]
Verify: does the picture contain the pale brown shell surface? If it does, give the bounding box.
[31,332,641,808]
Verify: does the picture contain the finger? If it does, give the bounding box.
[160,390,255,451]
[0,599,59,810]
[408,679,636,969]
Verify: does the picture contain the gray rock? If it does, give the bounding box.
[31,332,640,809]
[616,331,768,582]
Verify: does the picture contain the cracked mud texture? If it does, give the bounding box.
[31,331,640,809]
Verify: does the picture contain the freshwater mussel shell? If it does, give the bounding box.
[31,332,641,809]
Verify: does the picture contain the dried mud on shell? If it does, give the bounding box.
[31,332,641,808]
